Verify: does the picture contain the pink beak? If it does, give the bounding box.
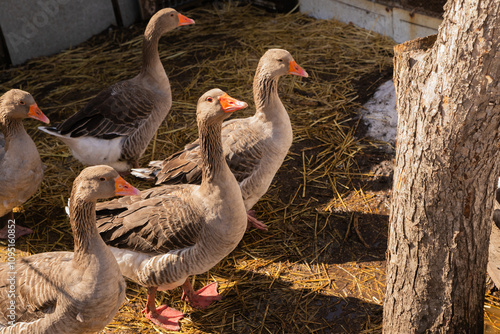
[28,103,50,124]
[218,93,248,113]
[178,13,195,26]
[288,60,309,78]
[114,176,141,196]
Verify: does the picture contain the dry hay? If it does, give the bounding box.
[1,2,497,333]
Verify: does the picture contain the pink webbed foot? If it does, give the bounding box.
[143,305,184,331]
[0,222,33,240]
[143,286,184,331]
[246,210,268,231]
[182,281,222,309]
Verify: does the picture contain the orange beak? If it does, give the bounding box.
[178,13,195,26]
[288,60,309,78]
[28,103,50,124]
[218,93,248,113]
[114,176,141,196]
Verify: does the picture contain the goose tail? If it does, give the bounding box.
[38,126,65,138]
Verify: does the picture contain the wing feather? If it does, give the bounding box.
[156,117,264,185]
[96,185,205,254]
[56,81,156,139]
[0,252,73,325]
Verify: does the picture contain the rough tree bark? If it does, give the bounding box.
[383,0,500,333]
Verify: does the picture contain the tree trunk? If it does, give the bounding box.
[383,0,500,333]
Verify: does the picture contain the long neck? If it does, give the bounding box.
[199,120,224,186]
[253,67,280,112]
[139,25,165,77]
[69,196,101,264]
[0,118,25,152]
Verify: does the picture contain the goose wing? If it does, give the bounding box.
[56,81,157,139]
[156,117,264,185]
[96,185,205,254]
[0,251,73,325]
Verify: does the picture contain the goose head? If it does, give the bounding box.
[197,89,248,125]
[0,89,49,124]
[72,165,140,202]
[147,7,195,37]
[258,49,309,78]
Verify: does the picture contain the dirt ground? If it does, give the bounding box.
[0,2,499,334]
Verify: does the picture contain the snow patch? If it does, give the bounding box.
[360,80,397,151]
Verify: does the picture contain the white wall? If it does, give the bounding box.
[299,0,442,43]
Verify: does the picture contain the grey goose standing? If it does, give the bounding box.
[132,49,309,229]
[0,89,49,239]
[94,89,248,331]
[0,166,140,333]
[39,8,195,172]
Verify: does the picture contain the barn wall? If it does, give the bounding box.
[0,0,442,66]
[0,0,140,66]
[299,0,442,44]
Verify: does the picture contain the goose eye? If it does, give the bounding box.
[277,59,283,62]
[207,97,213,102]
[19,101,25,105]
[99,177,106,182]
[171,13,174,17]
